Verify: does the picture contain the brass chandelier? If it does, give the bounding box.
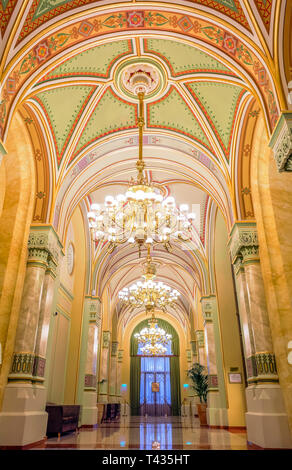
[118,247,180,313]
[87,69,196,255]
[135,315,172,356]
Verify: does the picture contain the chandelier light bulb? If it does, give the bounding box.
[87,91,198,252]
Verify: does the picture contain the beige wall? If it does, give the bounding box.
[214,210,246,426]
[64,206,87,404]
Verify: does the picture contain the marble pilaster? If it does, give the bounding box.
[0,225,63,447]
[228,222,292,448]
[109,341,118,403]
[201,296,228,427]
[98,331,111,403]
[195,330,207,368]
[116,349,123,403]
[81,297,101,426]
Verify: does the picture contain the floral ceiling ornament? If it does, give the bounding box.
[87,64,197,255]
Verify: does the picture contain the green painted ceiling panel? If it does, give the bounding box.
[148,86,210,148]
[46,40,132,78]
[74,88,137,156]
[145,38,231,75]
[35,85,94,154]
[187,81,244,149]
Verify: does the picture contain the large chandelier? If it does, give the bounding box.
[135,315,172,356]
[118,247,180,313]
[87,67,196,255]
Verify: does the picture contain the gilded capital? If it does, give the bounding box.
[28,225,63,268]
[201,295,217,323]
[228,222,259,265]
[269,112,292,172]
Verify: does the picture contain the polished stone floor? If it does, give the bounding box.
[32,416,248,450]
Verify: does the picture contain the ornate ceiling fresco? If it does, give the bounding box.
[0,0,290,328]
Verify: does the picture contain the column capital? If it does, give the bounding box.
[0,139,7,167]
[28,225,63,268]
[228,222,259,265]
[186,349,192,362]
[269,112,292,172]
[195,330,205,347]
[85,296,102,325]
[190,340,197,355]
[200,295,217,323]
[102,331,111,348]
[118,350,124,362]
[111,341,119,357]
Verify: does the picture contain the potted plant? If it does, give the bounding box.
[187,363,208,426]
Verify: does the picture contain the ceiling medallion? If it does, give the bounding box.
[87,61,197,255]
[114,57,167,101]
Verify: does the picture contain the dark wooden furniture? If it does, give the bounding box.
[46,404,80,439]
[101,404,121,423]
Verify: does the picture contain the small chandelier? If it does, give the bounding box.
[87,68,196,255]
[118,247,180,313]
[135,315,172,356]
[140,343,167,356]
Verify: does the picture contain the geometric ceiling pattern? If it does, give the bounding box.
[31,37,246,167]
[15,0,252,44]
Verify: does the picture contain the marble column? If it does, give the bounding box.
[201,296,228,427]
[190,340,201,416]
[33,255,58,383]
[0,225,62,447]
[195,330,207,368]
[98,331,110,403]
[81,297,101,426]
[228,222,292,448]
[183,349,193,417]
[269,112,292,172]
[116,349,123,404]
[109,341,118,403]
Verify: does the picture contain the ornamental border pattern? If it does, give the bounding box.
[0,9,279,141]
[246,353,278,380]
[228,223,259,263]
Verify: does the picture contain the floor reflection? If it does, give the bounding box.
[32,416,248,450]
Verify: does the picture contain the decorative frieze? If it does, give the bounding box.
[208,374,218,389]
[10,353,35,379]
[84,374,96,389]
[32,355,46,379]
[269,112,292,172]
[246,352,278,383]
[228,222,259,265]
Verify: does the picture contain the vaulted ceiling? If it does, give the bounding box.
[0,0,290,331]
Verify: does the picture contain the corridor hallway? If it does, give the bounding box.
[31,417,248,450]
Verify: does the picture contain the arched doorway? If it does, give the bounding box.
[130,318,181,417]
